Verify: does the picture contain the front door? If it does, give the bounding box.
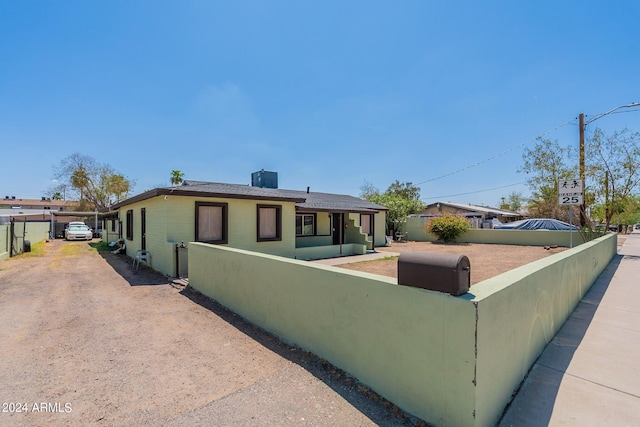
[141,208,146,251]
[332,213,343,245]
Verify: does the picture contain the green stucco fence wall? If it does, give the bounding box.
[188,233,616,426]
[0,221,51,260]
[470,232,616,426]
[404,216,589,246]
[0,224,7,260]
[295,243,366,260]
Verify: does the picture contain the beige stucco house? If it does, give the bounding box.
[108,176,387,277]
[419,201,524,228]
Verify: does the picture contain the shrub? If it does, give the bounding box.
[425,214,470,243]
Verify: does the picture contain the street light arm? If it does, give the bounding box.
[584,102,640,126]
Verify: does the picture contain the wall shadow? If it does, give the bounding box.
[498,253,623,426]
[179,286,426,427]
[90,242,423,424]
[94,249,171,286]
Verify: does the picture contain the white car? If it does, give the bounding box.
[65,223,93,241]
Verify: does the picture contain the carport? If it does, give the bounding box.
[50,210,100,239]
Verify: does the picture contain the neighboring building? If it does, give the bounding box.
[0,196,78,225]
[109,172,388,277]
[419,201,524,228]
[0,196,76,211]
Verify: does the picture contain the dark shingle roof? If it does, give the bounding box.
[281,190,386,212]
[112,180,387,213]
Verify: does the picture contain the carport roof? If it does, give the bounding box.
[111,180,387,213]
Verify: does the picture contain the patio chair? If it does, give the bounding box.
[133,250,151,270]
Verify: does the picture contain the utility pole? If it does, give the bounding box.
[579,113,585,226]
[578,102,639,228]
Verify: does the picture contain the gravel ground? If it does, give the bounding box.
[0,240,423,427]
[338,241,568,284]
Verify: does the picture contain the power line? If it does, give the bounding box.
[415,119,574,185]
[418,105,638,202]
[422,181,527,201]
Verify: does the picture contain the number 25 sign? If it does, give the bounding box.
[558,179,584,205]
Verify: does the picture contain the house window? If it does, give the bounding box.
[126,210,133,240]
[361,214,372,236]
[195,202,228,244]
[296,214,316,236]
[257,205,282,242]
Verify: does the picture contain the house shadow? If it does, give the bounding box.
[178,286,424,427]
[91,244,419,423]
[498,253,623,426]
[94,249,172,287]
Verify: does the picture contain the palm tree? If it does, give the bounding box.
[170,170,184,186]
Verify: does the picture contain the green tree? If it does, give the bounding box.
[604,195,640,226]
[386,180,421,200]
[170,170,184,186]
[361,181,424,234]
[52,153,133,211]
[498,191,524,212]
[586,128,640,229]
[519,138,575,219]
[618,196,640,226]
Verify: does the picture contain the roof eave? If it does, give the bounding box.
[111,188,306,209]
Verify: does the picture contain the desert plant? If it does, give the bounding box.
[425,214,470,243]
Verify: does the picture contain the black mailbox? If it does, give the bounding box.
[398,252,470,296]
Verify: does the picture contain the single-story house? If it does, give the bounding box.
[419,201,524,228]
[108,173,387,277]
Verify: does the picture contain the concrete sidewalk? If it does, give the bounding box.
[499,230,640,427]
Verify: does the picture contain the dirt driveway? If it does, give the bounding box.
[339,241,567,285]
[0,240,419,427]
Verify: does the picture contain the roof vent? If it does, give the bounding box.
[251,170,278,189]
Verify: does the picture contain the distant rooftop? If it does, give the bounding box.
[0,197,76,209]
[423,201,522,217]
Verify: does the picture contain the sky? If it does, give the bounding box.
[1,1,639,207]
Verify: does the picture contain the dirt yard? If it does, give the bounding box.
[0,240,420,427]
[338,241,568,285]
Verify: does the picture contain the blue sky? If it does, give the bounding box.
[1,1,638,206]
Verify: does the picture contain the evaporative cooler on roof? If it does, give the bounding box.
[251,170,278,189]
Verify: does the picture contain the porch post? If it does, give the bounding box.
[371,213,375,251]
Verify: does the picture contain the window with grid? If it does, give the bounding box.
[296,214,315,236]
[195,202,227,244]
[257,205,282,241]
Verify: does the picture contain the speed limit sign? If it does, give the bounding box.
[558,179,584,205]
